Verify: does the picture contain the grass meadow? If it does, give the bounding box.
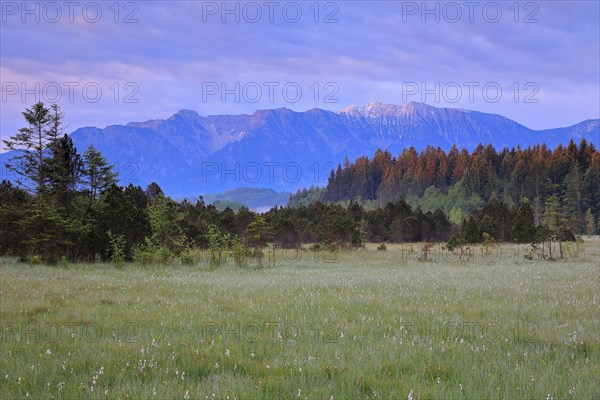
[1,239,599,399]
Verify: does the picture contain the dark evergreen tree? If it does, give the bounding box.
[46,134,83,208]
[512,198,536,243]
[81,146,118,198]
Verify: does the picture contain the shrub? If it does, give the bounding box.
[28,255,42,265]
[377,243,387,251]
[132,239,172,265]
[107,230,126,268]
[232,237,250,268]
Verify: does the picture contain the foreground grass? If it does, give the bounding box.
[1,240,599,399]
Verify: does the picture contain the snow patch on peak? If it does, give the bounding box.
[339,101,432,117]
[339,105,358,114]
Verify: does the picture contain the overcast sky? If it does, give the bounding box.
[1,0,599,149]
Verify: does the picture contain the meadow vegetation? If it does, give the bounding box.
[1,239,599,399]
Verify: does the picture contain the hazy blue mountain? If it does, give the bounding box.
[201,188,291,211]
[2,102,598,197]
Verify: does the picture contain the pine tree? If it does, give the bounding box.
[2,102,61,194]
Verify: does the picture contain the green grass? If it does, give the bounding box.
[1,239,599,399]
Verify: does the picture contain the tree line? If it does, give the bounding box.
[1,103,596,264]
[290,140,600,236]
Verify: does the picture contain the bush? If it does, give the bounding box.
[58,256,69,268]
[377,243,387,251]
[132,239,172,265]
[28,255,42,265]
[232,237,250,268]
[179,248,203,266]
[207,225,229,270]
[107,230,126,268]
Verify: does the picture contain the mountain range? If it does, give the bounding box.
[2,102,598,198]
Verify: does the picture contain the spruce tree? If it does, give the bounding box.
[46,134,83,207]
[512,198,536,243]
[81,146,118,198]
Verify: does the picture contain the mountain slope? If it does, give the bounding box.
[3,102,598,197]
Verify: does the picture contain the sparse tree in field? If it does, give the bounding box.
[544,194,570,259]
[246,215,272,268]
[81,146,117,198]
[207,224,229,269]
[420,240,433,261]
[246,215,272,248]
[2,102,62,195]
[232,236,250,268]
[585,208,595,236]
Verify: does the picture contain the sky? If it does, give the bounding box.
[1,0,599,151]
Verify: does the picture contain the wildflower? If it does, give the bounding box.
[184,391,190,399]
[57,382,65,391]
[297,388,301,397]
[225,349,230,357]
[408,390,413,400]
[45,349,52,355]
